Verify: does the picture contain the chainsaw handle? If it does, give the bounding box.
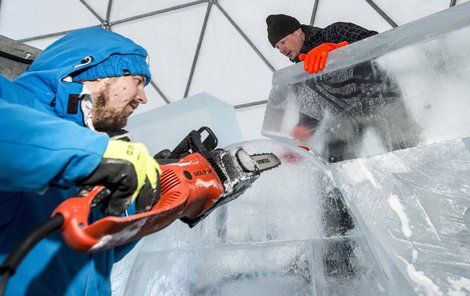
[169,127,218,158]
[52,152,224,253]
[52,186,107,250]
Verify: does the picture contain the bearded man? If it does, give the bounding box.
[0,28,160,295]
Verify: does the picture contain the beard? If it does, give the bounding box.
[92,89,130,132]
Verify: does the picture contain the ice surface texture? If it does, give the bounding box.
[116,139,470,295]
[333,138,470,295]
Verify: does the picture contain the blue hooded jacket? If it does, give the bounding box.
[0,28,150,295]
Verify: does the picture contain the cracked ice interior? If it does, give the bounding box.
[112,3,470,295]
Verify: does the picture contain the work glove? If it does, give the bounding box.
[281,125,314,163]
[290,125,314,141]
[82,140,161,216]
[299,41,349,74]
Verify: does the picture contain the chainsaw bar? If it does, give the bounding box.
[181,149,281,227]
[234,150,281,174]
[250,153,281,172]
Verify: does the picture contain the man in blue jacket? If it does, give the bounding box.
[0,28,161,295]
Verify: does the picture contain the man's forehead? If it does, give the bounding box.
[275,38,284,48]
[124,74,146,82]
[275,35,290,48]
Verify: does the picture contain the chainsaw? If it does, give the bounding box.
[0,127,280,294]
[53,127,280,252]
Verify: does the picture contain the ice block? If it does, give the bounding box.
[262,3,470,163]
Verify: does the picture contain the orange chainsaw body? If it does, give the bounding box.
[52,152,224,252]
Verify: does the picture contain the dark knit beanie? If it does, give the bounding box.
[266,14,301,47]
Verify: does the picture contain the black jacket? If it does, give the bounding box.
[293,22,383,128]
[292,23,378,63]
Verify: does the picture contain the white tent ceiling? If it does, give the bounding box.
[0,0,468,140]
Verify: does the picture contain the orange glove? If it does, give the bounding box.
[299,41,349,74]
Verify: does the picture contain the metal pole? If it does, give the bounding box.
[214,1,275,72]
[105,0,113,23]
[310,0,320,26]
[78,0,105,23]
[18,26,100,42]
[184,0,213,98]
[363,0,398,28]
[110,0,208,26]
[234,100,267,109]
[150,81,170,104]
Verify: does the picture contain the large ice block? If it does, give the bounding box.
[262,3,470,163]
[118,140,411,295]
[332,137,470,295]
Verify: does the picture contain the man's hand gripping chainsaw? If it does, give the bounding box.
[53,127,280,252]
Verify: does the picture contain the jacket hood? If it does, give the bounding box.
[13,27,150,126]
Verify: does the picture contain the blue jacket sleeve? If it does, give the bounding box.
[0,99,109,192]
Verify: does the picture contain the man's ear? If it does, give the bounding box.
[82,79,108,97]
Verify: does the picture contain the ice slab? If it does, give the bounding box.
[262,3,470,162]
[126,92,243,152]
[332,137,470,295]
[118,140,410,295]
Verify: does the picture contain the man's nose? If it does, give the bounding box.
[137,88,147,104]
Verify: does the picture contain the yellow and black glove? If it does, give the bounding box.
[82,140,161,216]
